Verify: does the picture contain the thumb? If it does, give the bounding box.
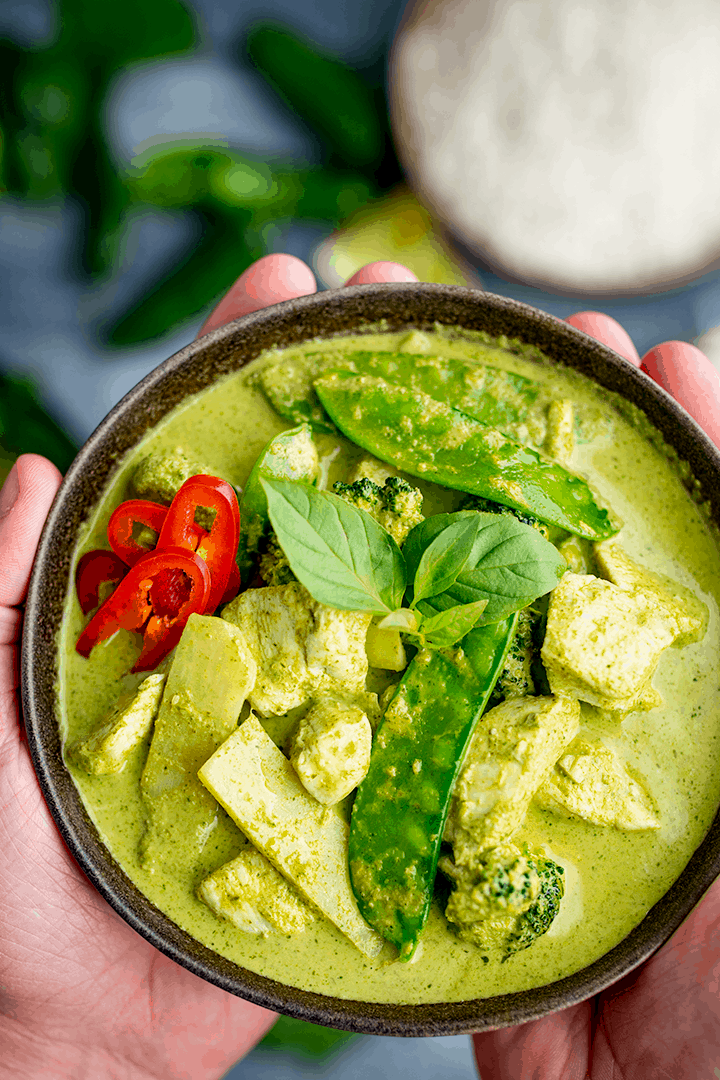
[0,455,62,610]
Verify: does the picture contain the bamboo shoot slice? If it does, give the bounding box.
[198,715,384,959]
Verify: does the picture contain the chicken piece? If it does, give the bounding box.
[290,697,372,805]
[305,602,373,693]
[541,573,680,714]
[197,846,314,936]
[535,739,659,830]
[131,446,215,504]
[222,582,372,716]
[544,399,575,466]
[72,673,165,775]
[445,696,580,860]
[594,541,707,646]
[198,715,384,958]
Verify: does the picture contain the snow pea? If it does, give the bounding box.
[259,349,543,436]
[314,373,617,540]
[236,423,318,582]
[348,614,517,959]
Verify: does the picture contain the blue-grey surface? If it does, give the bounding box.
[224,1033,477,1080]
[2,3,720,1078]
[3,0,720,446]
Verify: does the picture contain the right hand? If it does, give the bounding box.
[473,310,720,1080]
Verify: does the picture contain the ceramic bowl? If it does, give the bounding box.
[21,283,720,1036]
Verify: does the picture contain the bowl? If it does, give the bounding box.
[21,282,720,1036]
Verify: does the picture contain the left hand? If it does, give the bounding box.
[0,255,416,1080]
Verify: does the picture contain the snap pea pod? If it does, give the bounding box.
[236,423,318,582]
[258,349,543,436]
[315,373,617,540]
[348,614,517,959]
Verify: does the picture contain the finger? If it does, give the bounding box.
[565,311,641,367]
[641,341,720,448]
[197,254,317,338]
[472,1001,592,1080]
[344,261,419,286]
[0,455,62,610]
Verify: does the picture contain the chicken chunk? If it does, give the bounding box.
[222,582,372,716]
[541,573,681,714]
[290,697,372,805]
[72,673,165,775]
[594,541,707,646]
[445,696,580,860]
[197,846,314,936]
[544,399,575,466]
[535,739,659,830]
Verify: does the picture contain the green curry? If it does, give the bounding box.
[58,327,720,1005]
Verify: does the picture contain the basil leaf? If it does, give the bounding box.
[262,479,406,613]
[403,512,478,588]
[417,600,489,648]
[412,515,481,605]
[418,517,565,625]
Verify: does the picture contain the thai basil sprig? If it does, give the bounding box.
[262,480,565,648]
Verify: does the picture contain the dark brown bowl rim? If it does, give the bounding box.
[21,282,720,1037]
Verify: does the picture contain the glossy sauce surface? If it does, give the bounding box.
[58,329,720,1004]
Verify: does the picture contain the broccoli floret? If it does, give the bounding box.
[489,607,544,708]
[333,476,423,545]
[440,844,564,958]
[504,857,565,958]
[459,494,550,540]
[333,476,383,515]
[258,531,296,586]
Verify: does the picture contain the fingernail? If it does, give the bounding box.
[0,463,20,522]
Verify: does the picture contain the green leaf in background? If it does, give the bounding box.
[245,24,385,169]
[0,373,77,479]
[258,1014,355,1058]
[108,203,257,345]
[0,0,199,275]
[1,9,398,344]
[262,479,406,613]
[103,142,380,343]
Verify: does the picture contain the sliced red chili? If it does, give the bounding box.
[157,475,240,614]
[221,560,241,605]
[75,550,129,615]
[108,500,171,566]
[76,547,210,668]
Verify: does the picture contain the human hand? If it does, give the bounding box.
[472,310,720,1080]
[0,255,416,1080]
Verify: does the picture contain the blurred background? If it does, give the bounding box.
[3,0,720,1074]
